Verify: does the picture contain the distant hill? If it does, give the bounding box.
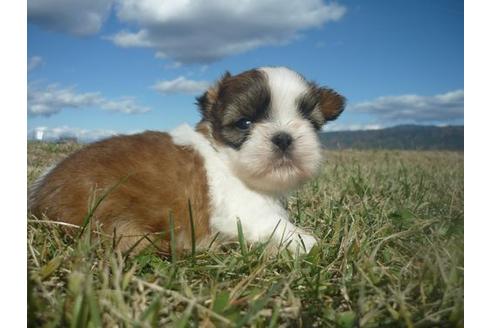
[319,125,463,150]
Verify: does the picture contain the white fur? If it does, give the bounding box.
[259,66,307,124]
[226,120,322,192]
[170,124,317,254]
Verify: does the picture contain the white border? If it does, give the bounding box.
[5,0,475,325]
[0,0,27,324]
[465,1,492,326]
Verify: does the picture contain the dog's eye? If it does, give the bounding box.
[234,118,252,130]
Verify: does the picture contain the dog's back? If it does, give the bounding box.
[29,131,211,254]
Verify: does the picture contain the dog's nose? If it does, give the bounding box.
[271,132,293,152]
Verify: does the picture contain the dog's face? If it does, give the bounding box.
[197,67,345,193]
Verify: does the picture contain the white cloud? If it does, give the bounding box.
[109,29,154,47]
[28,0,113,36]
[109,0,347,63]
[152,76,210,95]
[28,0,347,63]
[163,61,183,69]
[350,90,464,124]
[99,97,150,114]
[323,123,384,132]
[28,126,119,142]
[28,83,150,117]
[28,56,44,72]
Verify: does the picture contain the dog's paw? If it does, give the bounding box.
[287,232,317,255]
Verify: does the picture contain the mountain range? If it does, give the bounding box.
[319,125,463,150]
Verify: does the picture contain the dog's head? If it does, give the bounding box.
[196,66,345,193]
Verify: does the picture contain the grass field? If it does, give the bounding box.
[27,142,464,327]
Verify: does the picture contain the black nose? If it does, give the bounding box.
[271,132,293,152]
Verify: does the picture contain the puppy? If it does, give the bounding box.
[29,67,344,256]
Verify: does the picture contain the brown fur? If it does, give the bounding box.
[29,131,211,256]
[317,87,345,122]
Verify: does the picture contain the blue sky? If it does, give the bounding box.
[27,0,464,141]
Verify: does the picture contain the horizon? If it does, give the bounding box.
[27,0,464,142]
[28,123,464,143]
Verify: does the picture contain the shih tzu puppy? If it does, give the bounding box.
[29,67,345,256]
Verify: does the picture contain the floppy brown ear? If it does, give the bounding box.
[196,71,231,120]
[318,87,345,122]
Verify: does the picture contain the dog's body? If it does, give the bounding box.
[29,67,344,255]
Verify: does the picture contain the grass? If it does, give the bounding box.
[27,142,464,327]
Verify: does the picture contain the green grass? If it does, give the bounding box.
[27,142,464,327]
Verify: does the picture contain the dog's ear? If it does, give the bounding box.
[317,87,345,122]
[196,71,231,120]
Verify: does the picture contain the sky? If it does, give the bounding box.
[27,0,464,141]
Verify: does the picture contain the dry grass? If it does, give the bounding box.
[27,142,464,327]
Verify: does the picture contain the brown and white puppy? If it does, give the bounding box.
[29,67,345,256]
